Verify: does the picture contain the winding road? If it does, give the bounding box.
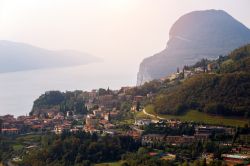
[142,108,166,120]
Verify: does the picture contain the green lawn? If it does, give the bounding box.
[115,119,134,125]
[95,161,124,166]
[13,144,24,151]
[16,134,41,143]
[145,105,249,127]
[135,111,151,119]
[17,134,41,141]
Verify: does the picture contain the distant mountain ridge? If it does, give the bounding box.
[0,40,100,73]
[137,10,250,85]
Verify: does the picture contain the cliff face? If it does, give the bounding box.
[137,10,250,85]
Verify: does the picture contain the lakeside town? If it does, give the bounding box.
[1,61,250,166]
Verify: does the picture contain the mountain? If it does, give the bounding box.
[137,10,250,85]
[0,40,100,73]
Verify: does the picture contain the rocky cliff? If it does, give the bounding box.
[137,10,250,85]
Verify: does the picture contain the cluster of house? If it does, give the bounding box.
[140,123,250,164]
[141,125,235,146]
[1,84,249,165]
[161,61,220,82]
[85,87,134,110]
[81,107,119,134]
[0,111,82,135]
[80,88,145,135]
[0,87,146,137]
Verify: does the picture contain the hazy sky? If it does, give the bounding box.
[0,0,250,76]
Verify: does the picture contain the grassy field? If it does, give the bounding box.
[16,134,41,142]
[145,105,249,127]
[135,110,152,119]
[95,161,123,166]
[114,119,134,125]
[13,144,24,151]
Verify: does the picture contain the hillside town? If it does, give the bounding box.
[0,61,223,136]
[1,66,250,165]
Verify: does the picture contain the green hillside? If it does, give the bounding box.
[152,44,250,119]
[30,90,88,116]
[144,105,248,127]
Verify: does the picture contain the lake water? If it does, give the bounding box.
[0,61,136,117]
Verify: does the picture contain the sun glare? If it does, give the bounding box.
[104,0,132,10]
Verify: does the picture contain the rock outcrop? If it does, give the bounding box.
[137,10,250,85]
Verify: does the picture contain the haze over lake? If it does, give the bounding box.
[0,61,135,117]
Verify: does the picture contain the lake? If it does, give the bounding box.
[0,61,136,117]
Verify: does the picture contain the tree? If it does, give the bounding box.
[137,147,148,155]
[136,102,141,112]
[201,158,207,166]
[0,119,2,132]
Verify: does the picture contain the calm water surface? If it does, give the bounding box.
[0,61,136,116]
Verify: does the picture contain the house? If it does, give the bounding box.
[1,128,19,135]
[54,112,64,120]
[85,103,94,110]
[93,109,103,117]
[125,95,132,101]
[70,128,80,133]
[88,90,98,99]
[47,110,57,118]
[232,145,250,154]
[134,96,143,102]
[84,125,101,134]
[195,126,230,135]
[104,123,115,129]
[135,119,152,126]
[166,73,181,81]
[109,111,119,119]
[183,70,193,78]
[99,119,109,125]
[194,133,210,141]
[54,124,71,134]
[194,67,205,72]
[1,114,16,123]
[167,119,181,127]
[66,111,74,117]
[54,125,63,134]
[85,115,99,128]
[98,95,117,109]
[162,153,176,161]
[222,154,250,165]
[118,93,126,100]
[104,113,110,121]
[142,134,165,145]
[165,135,195,145]
[31,125,43,131]
[103,130,115,136]
[142,134,200,146]
[126,130,141,140]
[202,153,214,164]
[120,86,132,94]
[207,62,220,72]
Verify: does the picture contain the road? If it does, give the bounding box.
[6,160,15,166]
[130,125,144,133]
[142,108,166,120]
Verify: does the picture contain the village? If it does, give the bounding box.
[1,62,250,165]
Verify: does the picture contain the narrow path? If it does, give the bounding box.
[7,160,15,166]
[142,108,166,120]
[130,125,144,133]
